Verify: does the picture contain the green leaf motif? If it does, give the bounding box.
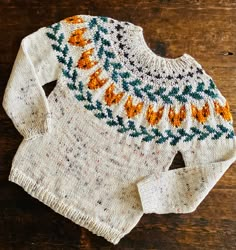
[46,20,235,147]
[204,89,218,98]
[46,32,56,41]
[175,95,187,103]
[72,70,78,83]
[96,100,103,111]
[134,87,143,98]
[75,94,85,101]
[142,135,154,142]
[130,132,141,137]
[84,104,96,110]
[52,44,61,52]
[106,108,113,119]
[104,58,110,71]
[98,46,104,59]
[162,95,172,104]
[78,81,84,92]
[111,62,122,69]
[106,120,118,126]
[57,56,67,64]
[101,38,111,46]
[117,127,128,133]
[86,91,92,102]
[67,57,73,70]
[169,87,179,96]
[182,85,192,95]
[94,112,107,119]
[99,26,108,34]
[156,87,166,95]
[111,71,119,82]
[62,69,71,79]
[94,31,100,43]
[146,92,157,102]
[209,79,216,89]
[67,83,77,90]
[119,72,131,78]
[196,82,204,92]
[117,116,124,126]
[58,33,64,45]
[51,23,60,33]
[128,120,136,130]
[189,92,202,100]
[88,18,97,29]
[105,51,115,59]
[143,84,153,91]
[99,16,108,22]
[122,81,129,91]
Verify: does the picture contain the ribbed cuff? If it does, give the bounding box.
[22,115,51,141]
[137,174,159,214]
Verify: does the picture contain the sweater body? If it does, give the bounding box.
[3,14,236,244]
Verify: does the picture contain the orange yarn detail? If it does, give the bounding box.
[124,96,144,118]
[214,101,233,121]
[146,105,164,126]
[64,15,84,24]
[168,105,186,127]
[77,48,98,69]
[191,102,210,123]
[87,68,109,90]
[68,28,91,47]
[104,83,125,106]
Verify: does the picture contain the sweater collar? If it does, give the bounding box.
[89,16,202,83]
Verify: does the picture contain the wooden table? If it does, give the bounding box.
[0,1,235,249]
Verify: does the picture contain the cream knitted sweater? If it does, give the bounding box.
[2,14,236,245]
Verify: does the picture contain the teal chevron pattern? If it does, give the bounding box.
[46,22,234,146]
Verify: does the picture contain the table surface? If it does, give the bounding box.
[0,1,235,249]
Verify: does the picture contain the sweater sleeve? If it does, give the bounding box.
[137,138,236,214]
[2,26,61,140]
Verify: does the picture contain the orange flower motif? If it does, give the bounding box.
[104,83,125,106]
[64,15,84,24]
[214,101,233,121]
[146,104,164,126]
[77,48,98,69]
[68,28,91,47]
[87,68,109,90]
[191,102,210,123]
[124,96,144,118]
[168,105,186,127]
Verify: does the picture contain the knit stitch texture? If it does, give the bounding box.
[2,14,236,244]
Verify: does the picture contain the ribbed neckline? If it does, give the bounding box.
[130,25,198,73]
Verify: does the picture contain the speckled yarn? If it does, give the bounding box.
[2,14,236,245]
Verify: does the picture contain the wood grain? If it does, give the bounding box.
[0,0,235,249]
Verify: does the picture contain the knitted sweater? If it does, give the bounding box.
[2,14,236,245]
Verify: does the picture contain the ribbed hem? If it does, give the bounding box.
[8,168,125,245]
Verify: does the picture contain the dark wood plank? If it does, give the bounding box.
[0,0,235,249]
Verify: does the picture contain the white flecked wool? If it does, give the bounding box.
[2,14,236,244]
